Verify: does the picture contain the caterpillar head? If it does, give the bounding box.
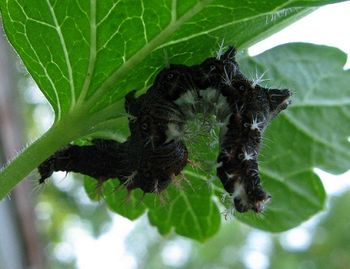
[233,81,292,123]
[267,88,293,118]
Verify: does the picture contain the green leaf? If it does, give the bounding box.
[1,0,338,118]
[145,171,221,241]
[237,171,326,232]
[0,0,348,240]
[235,43,349,231]
[0,0,322,200]
[84,176,146,219]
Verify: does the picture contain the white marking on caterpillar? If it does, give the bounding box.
[175,90,197,106]
[216,162,223,168]
[166,123,183,142]
[199,88,218,102]
[250,115,265,131]
[175,90,197,119]
[215,94,231,119]
[243,148,255,161]
[232,181,248,207]
[225,172,235,179]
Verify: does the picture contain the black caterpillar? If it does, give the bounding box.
[38,47,292,213]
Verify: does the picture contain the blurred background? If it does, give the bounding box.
[0,2,350,269]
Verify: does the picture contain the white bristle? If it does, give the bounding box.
[216,39,226,60]
[124,170,138,186]
[250,115,265,131]
[243,149,255,161]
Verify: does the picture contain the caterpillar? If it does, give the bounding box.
[38,46,292,213]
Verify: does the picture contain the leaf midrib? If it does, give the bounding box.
[45,0,76,108]
[85,0,214,107]
[178,190,204,238]
[76,0,97,107]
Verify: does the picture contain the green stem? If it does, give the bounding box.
[0,111,87,200]
[0,101,127,200]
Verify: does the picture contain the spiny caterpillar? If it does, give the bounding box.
[38,47,292,213]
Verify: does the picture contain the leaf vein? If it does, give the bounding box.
[282,113,350,156]
[140,0,148,43]
[7,0,62,119]
[88,0,214,106]
[96,0,123,27]
[77,0,97,105]
[45,0,76,108]
[179,191,203,238]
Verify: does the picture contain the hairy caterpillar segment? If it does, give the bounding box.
[38,140,188,193]
[38,46,292,213]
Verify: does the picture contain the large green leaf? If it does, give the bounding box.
[0,1,348,241]
[0,0,327,201]
[0,0,340,119]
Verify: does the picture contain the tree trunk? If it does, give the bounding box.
[0,24,46,269]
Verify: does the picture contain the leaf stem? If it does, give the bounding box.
[0,100,127,200]
[0,112,86,200]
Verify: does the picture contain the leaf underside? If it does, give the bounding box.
[0,0,348,240]
[1,0,338,119]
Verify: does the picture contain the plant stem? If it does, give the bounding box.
[0,101,127,200]
[0,113,85,200]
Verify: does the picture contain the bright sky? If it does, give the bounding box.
[36,2,350,269]
[249,1,350,69]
